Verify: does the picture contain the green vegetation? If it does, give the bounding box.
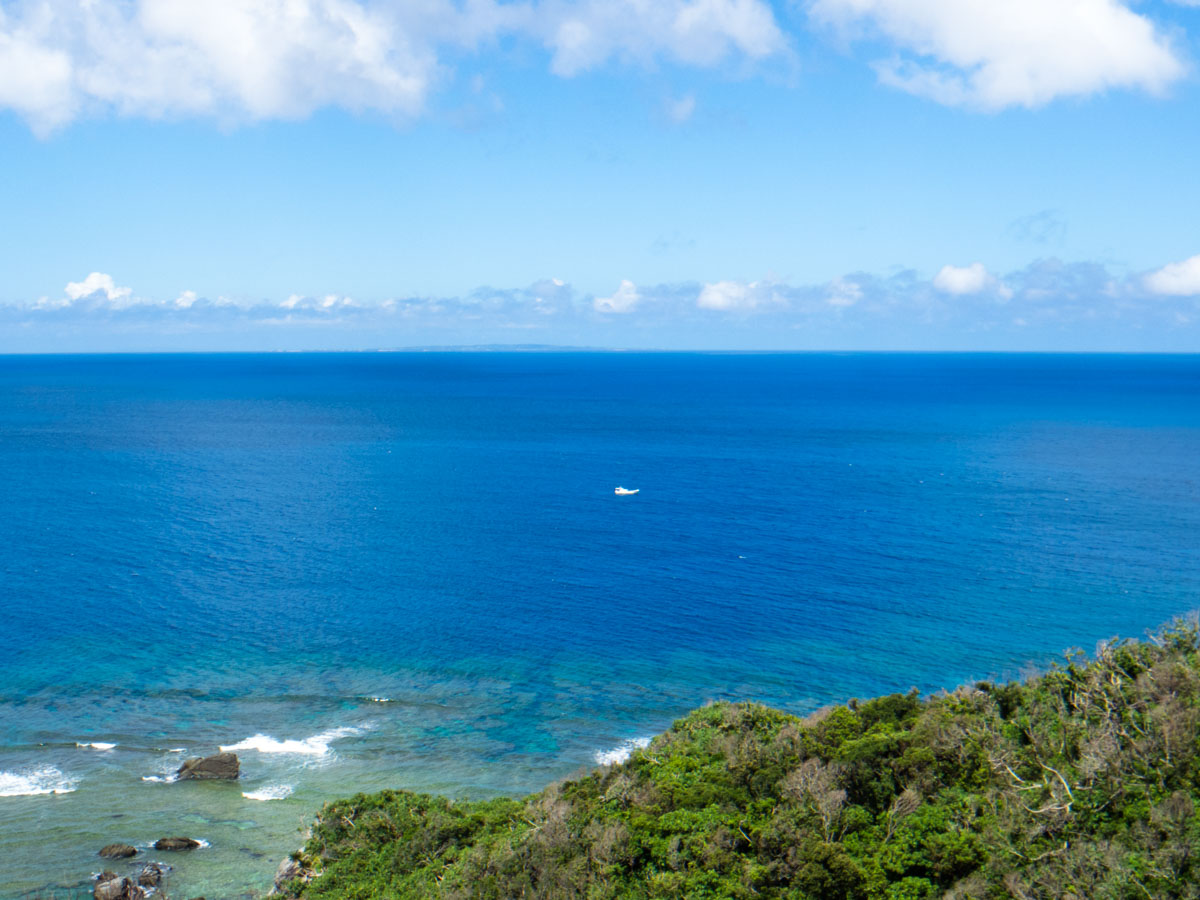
[286,620,1200,899]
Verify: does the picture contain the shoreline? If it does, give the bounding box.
[18,617,1197,900]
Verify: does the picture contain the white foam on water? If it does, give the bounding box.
[593,737,651,766]
[77,742,116,750]
[0,766,78,796]
[220,725,364,757]
[141,775,178,784]
[242,784,294,801]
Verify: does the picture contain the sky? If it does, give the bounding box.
[1,0,1199,351]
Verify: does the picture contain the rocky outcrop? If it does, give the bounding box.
[137,864,164,888]
[176,752,239,780]
[94,872,145,900]
[154,837,201,851]
[270,856,313,896]
[98,844,138,859]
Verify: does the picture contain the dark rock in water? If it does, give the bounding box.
[137,864,164,887]
[154,837,201,851]
[98,844,138,859]
[176,752,239,780]
[94,872,145,900]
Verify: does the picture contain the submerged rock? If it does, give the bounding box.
[154,837,201,851]
[137,864,164,887]
[176,752,239,781]
[98,844,138,859]
[94,872,145,900]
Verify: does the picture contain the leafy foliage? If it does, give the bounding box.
[289,618,1200,899]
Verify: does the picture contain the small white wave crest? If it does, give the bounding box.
[141,774,178,784]
[0,766,78,796]
[242,784,294,801]
[220,726,363,757]
[593,737,651,766]
[77,742,116,751]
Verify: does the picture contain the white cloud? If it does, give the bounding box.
[279,293,355,310]
[933,262,993,295]
[65,272,132,302]
[697,279,782,310]
[1144,254,1200,296]
[546,0,784,76]
[0,0,786,132]
[809,0,1185,110]
[698,280,748,309]
[174,290,198,308]
[594,279,641,313]
[826,277,862,307]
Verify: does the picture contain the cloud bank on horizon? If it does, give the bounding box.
[0,0,1193,132]
[6,254,1198,352]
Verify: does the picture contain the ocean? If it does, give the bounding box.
[1,352,1198,898]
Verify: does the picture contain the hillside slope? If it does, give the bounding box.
[285,620,1200,899]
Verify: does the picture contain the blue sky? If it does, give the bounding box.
[2,0,1199,351]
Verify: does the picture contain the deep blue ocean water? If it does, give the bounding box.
[1,352,1198,897]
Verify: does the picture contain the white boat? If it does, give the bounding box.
[614,486,639,495]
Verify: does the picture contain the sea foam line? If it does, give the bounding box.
[243,784,294,801]
[77,742,117,751]
[594,737,651,766]
[220,726,364,757]
[0,766,78,797]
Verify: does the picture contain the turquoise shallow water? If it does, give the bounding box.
[1,352,1199,898]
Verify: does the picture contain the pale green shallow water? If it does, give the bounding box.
[4,736,584,899]
[1,669,691,900]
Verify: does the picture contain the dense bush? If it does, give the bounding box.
[287,618,1200,899]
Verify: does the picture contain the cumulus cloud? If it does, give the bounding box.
[933,262,992,295]
[1144,254,1200,296]
[280,293,356,310]
[546,0,785,76]
[594,279,641,313]
[64,272,132,302]
[697,279,783,310]
[808,0,1185,110]
[0,0,786,133]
